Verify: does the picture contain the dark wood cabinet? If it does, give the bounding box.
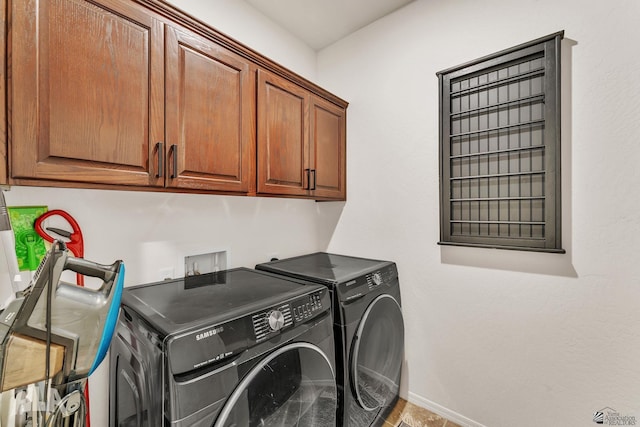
[257,70,346,200]
[6,0,346,200]
[10,0,165,186]
[257,69,309,197]
[165,26,255,192]
[310,96,346,200]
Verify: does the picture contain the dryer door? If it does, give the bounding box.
[213,342,337,427]
[351,294,404,411]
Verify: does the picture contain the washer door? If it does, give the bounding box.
[214,342,336,427]
[351,294,404,411]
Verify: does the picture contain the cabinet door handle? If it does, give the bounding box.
[170,144,178,179]
[155,142,164,178]
[305,169,311,190]
[310,169,316,191]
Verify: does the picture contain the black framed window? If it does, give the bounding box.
[437,31,565,253]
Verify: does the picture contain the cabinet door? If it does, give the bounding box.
[257,70,311,196]
[310,96,346,200]
[165,27,255,192]
[10,0,164,186]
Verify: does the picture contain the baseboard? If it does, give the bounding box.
[407,392,487,427]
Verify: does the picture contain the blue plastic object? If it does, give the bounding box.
[89,263,125,375]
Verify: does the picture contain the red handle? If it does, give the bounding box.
[34,210,85,285]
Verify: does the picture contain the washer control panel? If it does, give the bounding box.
[366,266,396,291]
[339,263,398,302]
[292,290,325,322]
[252,303,293,341]
[251,288,328,341]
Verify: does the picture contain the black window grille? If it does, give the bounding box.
[437,32,565,252]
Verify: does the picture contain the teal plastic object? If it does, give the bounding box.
[89,263,125,375]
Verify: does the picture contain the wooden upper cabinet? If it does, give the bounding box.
[257,69,310,197]
[7,0,345,199]
[164,26,255,192]
[10,0,165,186]
[310,96,346,200]
[257,69,346,200]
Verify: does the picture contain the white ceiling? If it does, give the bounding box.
[244,0,415,50]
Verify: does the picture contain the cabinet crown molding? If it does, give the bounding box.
[137,0,348,108]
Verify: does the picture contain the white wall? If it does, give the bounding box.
[318,0,640,425]
[2,2,331,425]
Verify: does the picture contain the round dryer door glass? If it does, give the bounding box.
[214,343,337,427]
[351,294,404,411]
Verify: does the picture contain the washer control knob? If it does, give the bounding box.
[372,272,383,286]
[268,310,285,331]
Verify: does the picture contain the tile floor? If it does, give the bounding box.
[384,398,462,427]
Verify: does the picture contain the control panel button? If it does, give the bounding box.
[372,272,383,286]
[292,291,325,322]
[268,310,285,331]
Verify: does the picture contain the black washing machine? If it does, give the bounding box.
[109,267,337,427]
[256,253,405,427]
